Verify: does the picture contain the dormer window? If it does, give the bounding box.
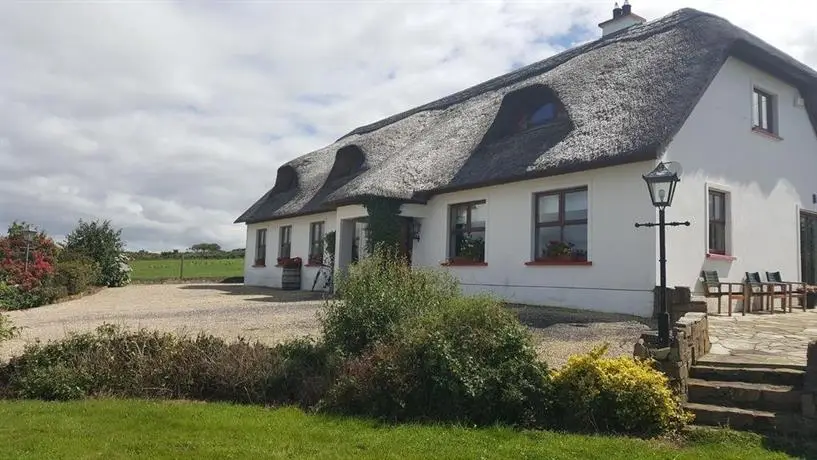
[327,145,365,181]
[271,165,298,193]
[480,85,570,144]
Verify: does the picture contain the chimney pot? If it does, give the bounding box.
[613,2,622,19]
[622,0,632,15]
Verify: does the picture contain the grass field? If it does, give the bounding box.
[0,400,798,460]
[129,258,243,280]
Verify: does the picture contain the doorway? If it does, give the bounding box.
[800,211,817,284]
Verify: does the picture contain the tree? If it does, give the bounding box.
[190,243,221,252]
[62,219,130,287]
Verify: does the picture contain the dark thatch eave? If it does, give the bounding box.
[235,8,817,225]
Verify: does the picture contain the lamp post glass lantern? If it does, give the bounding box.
[21,227,37,274]
[636,162,690,348]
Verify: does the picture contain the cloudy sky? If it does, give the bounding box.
[1,1,815,251]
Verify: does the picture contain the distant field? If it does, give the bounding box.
[129,258,243,280]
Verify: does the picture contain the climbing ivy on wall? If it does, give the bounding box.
[362,197,402,254]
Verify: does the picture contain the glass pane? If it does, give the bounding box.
[470,202,486,229]
[563,224,588,253]
[535,226,561,259]
[529,103,555,126]
[709,193,724,220]
[564,190,587,221]
[752,92,760,127]
[451,205,467,230]
[537,194,560,224]
[760,95,768,129]
[709,223,726,252]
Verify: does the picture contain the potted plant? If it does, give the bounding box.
[277,256,302,268]
[572,249,588,261]
[452,233,485,263]
[545,240,575,260]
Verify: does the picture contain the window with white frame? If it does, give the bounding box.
[708,189,728,255]
[254,228,267,266]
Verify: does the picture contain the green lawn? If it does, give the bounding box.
[0,400,797,460]
[129,258,243,280]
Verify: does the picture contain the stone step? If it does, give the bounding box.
[687,378,801,413]
[690,365,805,388]
[697,354,806,371]
[685,403,814,435]
[685,402,779,433]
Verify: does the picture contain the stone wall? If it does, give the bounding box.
[653,286,708,323]
[804,341,817,419]
[634,312,710,399]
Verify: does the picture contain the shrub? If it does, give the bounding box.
[62,220,130,287]
[551,346,691,437]
[54,258,99,296]
[320,248,458,356]
[0,311,18,344]
[0,325,338,405]
[321,295,553,427]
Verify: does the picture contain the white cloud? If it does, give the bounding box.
[0,0,814,250]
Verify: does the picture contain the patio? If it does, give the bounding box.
[702,309,817,368]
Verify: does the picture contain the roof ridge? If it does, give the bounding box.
[336,8,712,141]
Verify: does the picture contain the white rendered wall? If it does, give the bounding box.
[244,211,336,290]
[663,56,817,296]
[410,161,658,316]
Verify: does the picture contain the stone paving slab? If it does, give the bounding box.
[705,309,817,367]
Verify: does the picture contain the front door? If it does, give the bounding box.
[398,217,414,265]
[800,211,817,284]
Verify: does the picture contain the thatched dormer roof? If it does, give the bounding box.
[236,8,817,224]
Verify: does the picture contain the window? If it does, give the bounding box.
[752,88,775,133]
[515,102,559,132]
[254,229,267,266]
[708,190,727,255]
[309,222,325,265]
[534,188,588,261]
[278,226,292,260]
[449,201,486,263]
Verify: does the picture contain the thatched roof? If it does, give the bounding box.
[236,8,817,224]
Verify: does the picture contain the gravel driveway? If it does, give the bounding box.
[2,284,649,367]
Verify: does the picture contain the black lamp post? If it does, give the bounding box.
[21,227,37,274]
[635,162,690,347]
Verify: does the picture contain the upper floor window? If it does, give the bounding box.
[752,88,776,134]
[309,222,325,265]
[449,201,486,263]
[534,188,588,262]
[254,228,267,266]
[708,189,728,255]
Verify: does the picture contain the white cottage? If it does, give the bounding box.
[235,6,817,318]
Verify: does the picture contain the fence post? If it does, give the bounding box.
[180,253,184,280]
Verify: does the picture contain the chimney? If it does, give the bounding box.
[599,0,646,37]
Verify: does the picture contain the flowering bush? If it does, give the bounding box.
[0,224,57,292]
[551,346,691,436]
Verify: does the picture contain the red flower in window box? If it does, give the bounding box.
[308,253,324,266]
[277,256,302,269]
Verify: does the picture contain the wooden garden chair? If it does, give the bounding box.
[700,270,744,316]
[766,271,806,312]
[745,272,775,314]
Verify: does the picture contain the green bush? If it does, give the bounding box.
[54,258,99,295]
[0,283,48,310]
[551,346,692,436]
[319,248,459,356]
[0,325,337,405]
[321,295,553,427]
[0,311,18,344]
[62,219,131,287]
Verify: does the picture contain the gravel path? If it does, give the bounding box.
[2,284,650,367]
